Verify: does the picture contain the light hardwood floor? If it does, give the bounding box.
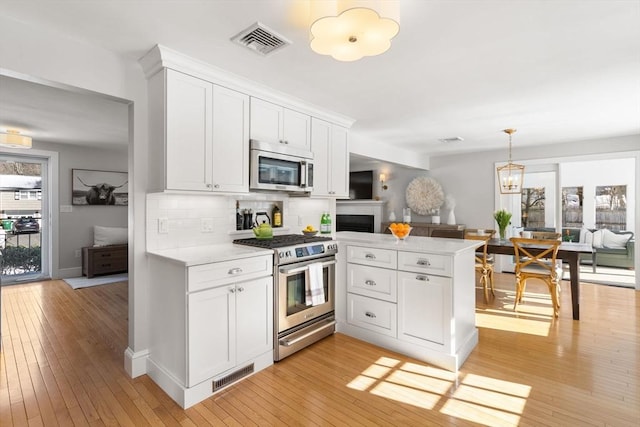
[1,274,639,426]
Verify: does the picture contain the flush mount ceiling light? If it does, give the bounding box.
[496,128,525,194]
[0,129,32,149]
[310,0,400,62]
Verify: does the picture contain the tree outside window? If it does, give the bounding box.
[595,185,626,231]
[521,187,545,228]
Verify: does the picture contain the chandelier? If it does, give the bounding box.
[309,0,400,62]
[496,128,524,194]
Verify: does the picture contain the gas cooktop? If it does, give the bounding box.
[233,234,333,249]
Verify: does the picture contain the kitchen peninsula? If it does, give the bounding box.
[335,231,481,372]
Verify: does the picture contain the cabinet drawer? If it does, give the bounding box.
[398,251,452,277]
[347,293,397,337]
[347,245,397,269]
[188,255,272,292]
[347,263,397,302]
[92,258,127,271]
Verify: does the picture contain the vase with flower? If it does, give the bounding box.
[494,209,512,242]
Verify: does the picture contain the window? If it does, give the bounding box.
[14,190,42,200]
[562,186,583,228]
[521,187,545,228]
[595,185,626,231]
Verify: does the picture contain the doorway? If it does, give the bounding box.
[0,154,51,284]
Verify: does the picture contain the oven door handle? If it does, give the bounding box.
[279,259,337,275]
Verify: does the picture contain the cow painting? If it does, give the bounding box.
[72,169,128,206]
[76,177,128,205]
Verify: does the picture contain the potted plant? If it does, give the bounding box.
[494,209,512,241]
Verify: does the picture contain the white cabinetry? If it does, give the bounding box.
[147,253,273,408]
[250,97,311,149]
[148,68,249,192]
[338,240,478,372]
[311,118,349,197]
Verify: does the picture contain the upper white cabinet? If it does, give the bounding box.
[311,118,349,198]
[149,68,249,193]
[250,97,311,149]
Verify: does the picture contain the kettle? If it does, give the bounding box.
[253,222,273,240]
[254,211,271,227]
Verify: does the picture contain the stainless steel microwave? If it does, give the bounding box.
[250,140,314,193]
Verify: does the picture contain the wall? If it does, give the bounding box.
[34,141,128,275]
[0,14,151,376]
[146,192,332,251]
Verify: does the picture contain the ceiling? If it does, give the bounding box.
[1,0,639,156]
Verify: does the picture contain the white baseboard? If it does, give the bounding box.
[124,347,149,378]
[56,267,83,279]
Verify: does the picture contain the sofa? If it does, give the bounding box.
[563,228,635,270]
[524,227,635,270]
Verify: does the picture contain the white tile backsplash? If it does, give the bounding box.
[146,192,336,251]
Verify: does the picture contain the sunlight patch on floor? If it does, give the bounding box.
[347,357,531,425]
[476,308,552,336]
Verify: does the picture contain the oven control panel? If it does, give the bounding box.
[277,242,338,264]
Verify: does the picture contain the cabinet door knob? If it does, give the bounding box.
[365,311,377,318]
[365,253,376,260]
[214,184,220,189]
[206,183,212,188]
[228,268,243,275]
[417,258,431,266]
[237,286,245,292]
[364,280,376,286]
[229,287,236,293]
[416,275,429,281]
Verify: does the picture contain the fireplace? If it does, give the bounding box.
[336,214,374,233]
[336,200,385,233]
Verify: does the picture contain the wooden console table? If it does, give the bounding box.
[82,244,128,278]
[381,222,465,237]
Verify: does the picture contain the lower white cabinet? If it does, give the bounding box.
[338,242,478,373]
[397,271,451,348]
[188,276,272,387]
[147,253,273,408]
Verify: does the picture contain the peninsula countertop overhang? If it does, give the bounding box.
[336,231,483,254]
[147,243,273,267]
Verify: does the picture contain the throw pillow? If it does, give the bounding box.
[579,228,593,245]
[94,225,128,246]
[591,229,604,248]
[602,229,631,249]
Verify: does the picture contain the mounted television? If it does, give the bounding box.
[349,170,373,200]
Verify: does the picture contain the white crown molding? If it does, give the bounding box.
[139,44,355,128]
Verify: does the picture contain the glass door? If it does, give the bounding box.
[0,155,49,284]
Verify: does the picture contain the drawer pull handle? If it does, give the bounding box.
[365,311,377,318]
[417,259,431,266]
[237,286,244,292]
[228,268,243,275]
[416,275,429,281]
[364,280,376,286]
[365,253,376,260]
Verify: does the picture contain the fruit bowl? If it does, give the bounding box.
[302,230,318,237]
[388,223,412,242]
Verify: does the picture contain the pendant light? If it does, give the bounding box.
[496,128,524,194]
[0,129,32,149]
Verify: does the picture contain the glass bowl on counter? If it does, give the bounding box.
[388,223,412,242]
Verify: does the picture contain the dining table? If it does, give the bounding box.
[484,238,593,320]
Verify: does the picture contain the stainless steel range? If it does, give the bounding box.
[233,234,338,361]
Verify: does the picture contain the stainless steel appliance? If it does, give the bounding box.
[233,234,337,361]
[249,140,314,193]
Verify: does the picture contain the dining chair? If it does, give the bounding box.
[430,229,465,239]
[464,231,495,301]
[510,237,562,317]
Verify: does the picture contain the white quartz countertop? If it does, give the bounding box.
[147,244,273,267]
[336,231,482,255]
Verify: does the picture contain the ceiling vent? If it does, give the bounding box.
[438,137,464,144]
[231,22,291,56]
